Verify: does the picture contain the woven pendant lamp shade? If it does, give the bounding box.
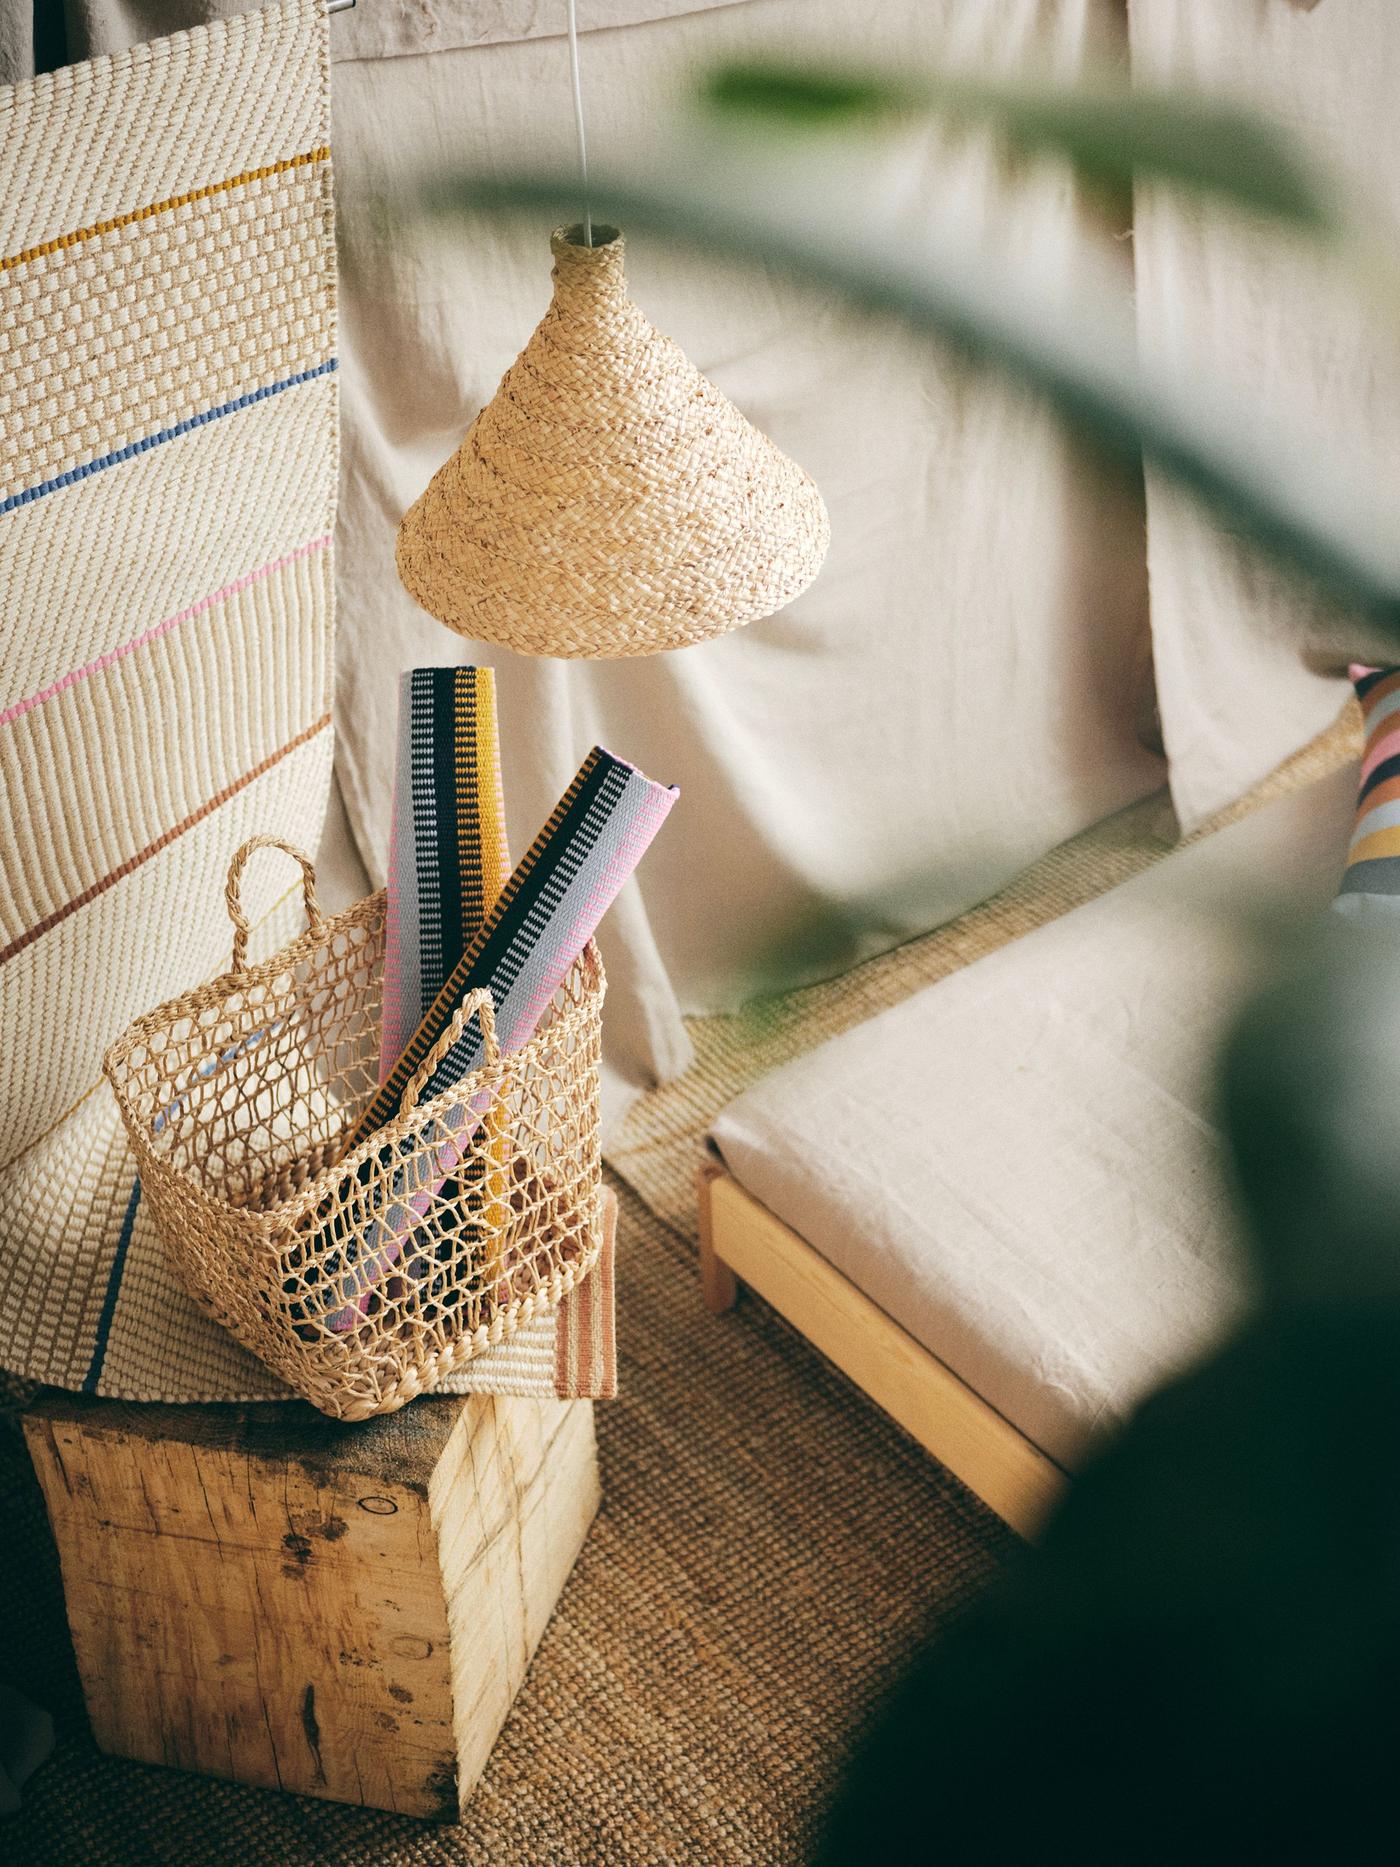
[395,226,830,658]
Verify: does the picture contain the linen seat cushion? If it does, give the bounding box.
[708,768,1356,1472]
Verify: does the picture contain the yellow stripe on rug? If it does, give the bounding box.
[0,146,329,273]
[1346,822,1400,868]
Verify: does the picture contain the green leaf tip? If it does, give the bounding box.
[703,59,1340,235]
[702,64,905,125]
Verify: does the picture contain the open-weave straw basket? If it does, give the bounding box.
[395,224,830,658]
[102,838,605,1421]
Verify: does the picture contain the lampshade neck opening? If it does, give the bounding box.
[551,223,625,297]
[560,222,620,252]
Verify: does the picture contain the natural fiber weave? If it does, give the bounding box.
[395,225,830,658]
[0,0,337,1401]
[0,163,331,502]
[3,722,1358,1861]
[0,5,328,257]
[103,839,606,1422]
[1,382,331,710]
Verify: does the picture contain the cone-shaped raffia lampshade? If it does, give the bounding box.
[395,225,830,658]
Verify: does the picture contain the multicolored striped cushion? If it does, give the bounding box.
[1336,666,1400,921]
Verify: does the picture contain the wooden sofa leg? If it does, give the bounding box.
[697,1159,739,1313]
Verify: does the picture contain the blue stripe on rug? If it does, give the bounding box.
[1,359,338,516]
[82,1176,142,1394]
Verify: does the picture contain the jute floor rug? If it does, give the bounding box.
[1,709,1356,1864]
[2,1171,1013,1865]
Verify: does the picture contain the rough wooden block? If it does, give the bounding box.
[24,1390,599,1820]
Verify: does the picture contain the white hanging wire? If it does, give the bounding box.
[566,0,593,245]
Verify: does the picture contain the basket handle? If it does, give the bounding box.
[225,836,325,974]
[397,989,501,1118]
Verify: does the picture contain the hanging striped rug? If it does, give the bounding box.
[0,1,613,1406]
[0,0,339,1401]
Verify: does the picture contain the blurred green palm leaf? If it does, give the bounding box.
[421,159,1400,639]
[703,62,1344,236]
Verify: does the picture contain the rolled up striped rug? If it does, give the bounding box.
[357,744,678,1146]
[375,668,619,1398]
[324,745,676,1334]
[380,666,510,1078]
[374,664,513,1357]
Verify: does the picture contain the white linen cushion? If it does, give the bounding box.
[709,768,1356,1470]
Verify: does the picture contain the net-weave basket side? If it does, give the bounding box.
[103,880,605,1421]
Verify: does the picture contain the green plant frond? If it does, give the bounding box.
[418,165,1400,640]
[703,61,1342,236]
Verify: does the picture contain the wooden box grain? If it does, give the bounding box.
[24,1389,599,1820]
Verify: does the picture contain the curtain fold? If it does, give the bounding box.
[329,0,1162,1121]
[33,0,1387,1116]
[1129,0,1400,830]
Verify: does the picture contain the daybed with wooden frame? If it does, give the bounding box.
[694,770,1358,1543]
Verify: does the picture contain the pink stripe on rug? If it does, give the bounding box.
[555,1191,618,1399]
[1,535,332,727]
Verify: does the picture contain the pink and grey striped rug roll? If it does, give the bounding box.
[320,746,675,1338]
[362,676,636,1396]
[355,743,678,1148]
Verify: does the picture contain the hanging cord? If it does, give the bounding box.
[567,0,593,246]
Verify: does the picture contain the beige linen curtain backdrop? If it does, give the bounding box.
[329,0,1165,1132]
[1128,0,1400,831]
[12,0,1376,1128]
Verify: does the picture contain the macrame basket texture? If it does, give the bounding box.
[102,838,605,1422]
[395,224,831,658]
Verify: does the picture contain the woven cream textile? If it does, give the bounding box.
[0,0,339,1400]
[0,0,611,1406]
